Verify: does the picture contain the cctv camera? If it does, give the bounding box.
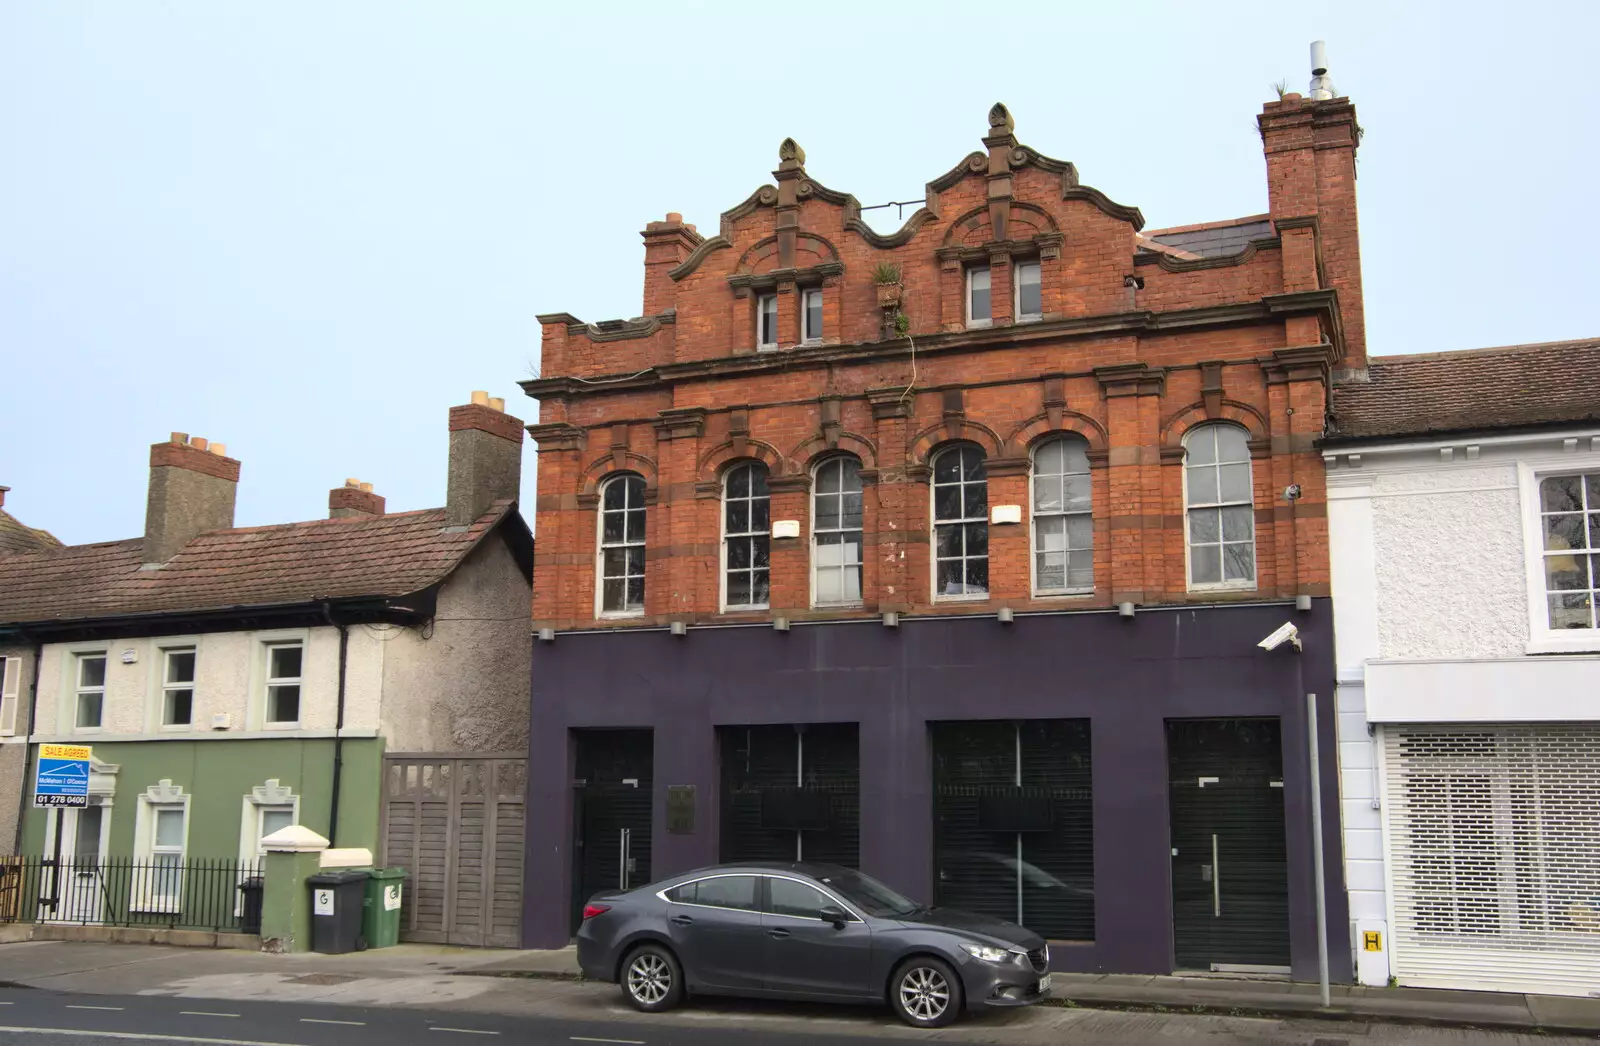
[1257,622,1302,652]
[1283,484,1302,501]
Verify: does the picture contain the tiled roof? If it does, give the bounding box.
[1328,338,1600,442]
[0,509,62,555]
[1145,215,1273,258]
[0,501,518,625]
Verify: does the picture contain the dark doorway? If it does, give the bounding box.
[571,729,654,933]
[932,720,1094,941]
[1167,718,1289,971]
[718,724,859,866]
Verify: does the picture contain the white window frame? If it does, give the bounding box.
[811,456,864,608]
[1518,458,1600,654]
[931,444,989,602]
[159,647,196,731]
[757,293,779,350]
[801,288,823,344]
[74,652,107,732]
[965,267,992,329]
[721,462,771,611]
[132,780,189,914]
[595,474,647,618]
[238,779,299,873]
[0,655,20,736]
[1030,436,1094,596]
[263,641,303,728]
[1013,259,1042,322]
[1182,423,1257,592]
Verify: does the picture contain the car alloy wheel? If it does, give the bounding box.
[628,952,671,1006]
[898,964,951,1024]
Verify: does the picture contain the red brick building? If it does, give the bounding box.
[522,91,1360,981]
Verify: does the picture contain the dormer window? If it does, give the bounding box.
[757,293,778,350]
[802,288,823,344]
[966,267,991,329]
[1015,260,1042,322]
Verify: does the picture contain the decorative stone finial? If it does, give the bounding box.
[778,137,806,169]
[988,102,1014,132]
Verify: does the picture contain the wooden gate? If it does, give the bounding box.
[380,754,526,947]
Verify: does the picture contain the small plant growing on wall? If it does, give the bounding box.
[873,263,903,308]
[892,311,910,336]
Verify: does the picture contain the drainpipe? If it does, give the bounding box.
[11,632,42,854]
[321,603,349,847]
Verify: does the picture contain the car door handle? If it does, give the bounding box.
[767,928,791,939]
[669,915,693,926]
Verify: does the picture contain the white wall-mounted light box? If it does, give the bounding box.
[771,520,801,539]
[990,505,1022,525]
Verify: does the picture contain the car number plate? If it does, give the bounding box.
[1037,974,1051,994]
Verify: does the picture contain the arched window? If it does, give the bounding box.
[723,463,771,610]
[812,457,863,606]
[1184,424,1255,588]
[932,445,988,598]
[597,474,646,615]
[1031,436,1092,594]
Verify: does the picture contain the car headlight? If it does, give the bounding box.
[962,944,1013,964]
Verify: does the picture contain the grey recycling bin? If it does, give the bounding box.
[307,869,370,954]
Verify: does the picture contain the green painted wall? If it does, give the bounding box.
[21,738,384,859]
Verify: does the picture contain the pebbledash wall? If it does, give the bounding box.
[521,85,1365,979]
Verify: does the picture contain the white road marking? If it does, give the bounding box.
[181,1011,241,1017]
[430,1029,500,1036]
[572,1037,647,1044]
[67,1004,126,1010]
[300,1017,366,1025]
[0,1026,310,1045]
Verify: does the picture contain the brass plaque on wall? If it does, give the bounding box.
[666,785,695,834]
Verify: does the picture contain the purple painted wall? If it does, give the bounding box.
[524,599,1351,982]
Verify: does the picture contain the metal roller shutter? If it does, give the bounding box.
[1384,725,1600,996]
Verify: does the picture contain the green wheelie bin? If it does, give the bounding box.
[362,867,408,949]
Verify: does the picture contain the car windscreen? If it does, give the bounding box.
[814,868,921,917]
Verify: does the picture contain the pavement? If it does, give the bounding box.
[0,940,1593,1045]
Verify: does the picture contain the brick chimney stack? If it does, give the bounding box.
[446,391,523,527]
[143,433,239,565]
[1258,86,1365,375]
[640,212,702,317]
[329,478,385,519]
[0,485,8,509]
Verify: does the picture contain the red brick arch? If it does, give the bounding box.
[1005,411,1109,456]
[579,452,658,497]
[696,439,790,484]
[909,418,1005,466]
[1160,400,1270,451]
[788,432,878,472]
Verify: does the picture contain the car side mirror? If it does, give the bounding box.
[818,905,847,929]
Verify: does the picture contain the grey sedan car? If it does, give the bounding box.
[575,861,1051,1028]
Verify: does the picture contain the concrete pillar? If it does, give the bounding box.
[259,825,329,954]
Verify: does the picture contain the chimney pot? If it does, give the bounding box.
[170,432,188,445]
[208,443,225,457]
[345,477,361,488]
[189,436,208,451]
[0,485,8,509]
[329,481,385,519]
[488,396,505,412]
[360,482,373,493]
[471,390,489,406]
[665,212,682,223]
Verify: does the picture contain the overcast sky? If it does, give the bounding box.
[3,1,1596,546]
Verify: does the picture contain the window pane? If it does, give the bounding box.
[749,469,769,498]
[727,465,749,498]
[1221,505,1254,542]
[1588,474,1600,507]
[768,877,829,918]
[727,572,750,607]
[1590,514,1600,549]
[841,492,862,531]
[269,684,300,723]
[1036,516,1065,552]
[602,511,625,544]
[1066,515,1093,550]
[1544,514,1585,551]
[1018,264,1042,317]
[77,693,102,729]
[602,547,627,578]
[270,645,302,680]
[155,809,185,848]
[79,656,105,688]
[963,483,987,519]
[969,268,990,321]
[166,651,195,684]
[1223,542,1256,582]
[760,298,777,345]
[1548,592,1593,630]
[626,547,645,576]
[602,578,624,611]
[75,807,103,861]
[815,495,839,530]
[964,521,988,557]
[1218,463,1252,504]
[842,563,862,602]
[752,536,770,569]
[1542,475,1582,513]
[815,533,842,568]
[934,452,960,483]
[1060,440,1089,474]
[805,291,822,339]
[1033,439,1062,475]
[1189,508,1220,544]
[752,570,770,606]
[1037,551,1066,590]
[165,689,193,727]
[696,875,759,911]
[728,538,751,569]
[603,480,626,510]
[934,485,960,522]
[1067,550,1094,588]
[937,558,966,595]
[1185,429,1216,466]
[262,808,294,839]
[752,499,770,531]
[1191,544,1221,584]
[816,460,839,494]
[963,556,989,594]
[1034,476,1062,513]
[936,524,962,558]
[626,575,645,609]
[1186,467,1218,506]
[1063,474,1092,513]
[1547,555,1587,591]
[962,449,986,481]
[625,508,645,543]
[816,568,841,604]
[726,501,749,534]
[1214,426,1250,462]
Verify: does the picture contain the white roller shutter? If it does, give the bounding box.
[1384,725,1600,996]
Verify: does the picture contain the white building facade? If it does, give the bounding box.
[1327,386,1600,995]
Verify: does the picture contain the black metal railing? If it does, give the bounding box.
[0,856,264,933]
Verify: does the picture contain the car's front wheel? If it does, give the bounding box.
[621,943,684,1013]
[890,956,962,1028]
